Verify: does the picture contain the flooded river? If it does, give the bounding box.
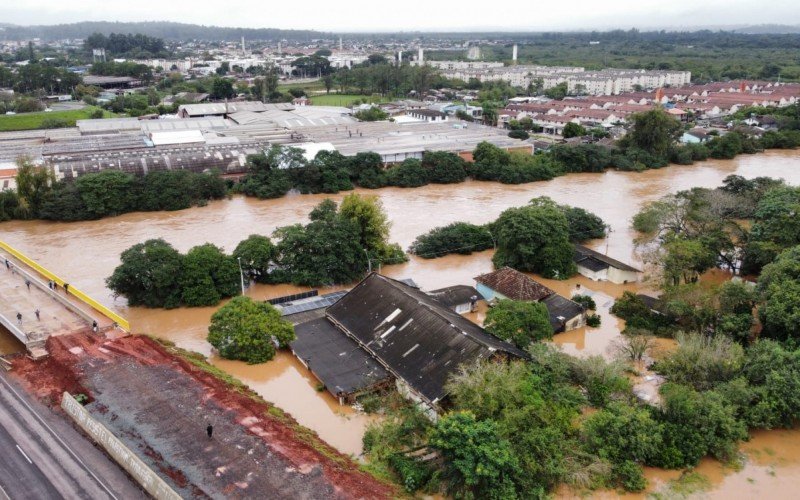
[1,150,800,492]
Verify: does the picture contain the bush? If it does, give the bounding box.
[586,314,602,327]
[409,222,493,258]
[572,294,596,310]
[388,454,432,493]
[40,117,70,129]
[508,129,530,140]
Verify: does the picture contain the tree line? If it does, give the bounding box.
[84,32,168,58]
[0,161,227,222]
[106,194,407,308]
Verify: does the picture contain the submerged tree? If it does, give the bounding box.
[207,296,295,363]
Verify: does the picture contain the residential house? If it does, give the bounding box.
[427,285,481,314]
[474,267,586,333]
[573,244,641,284]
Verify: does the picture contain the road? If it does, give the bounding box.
[0,372,145,500]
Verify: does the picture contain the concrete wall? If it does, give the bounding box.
[61,393,182,500]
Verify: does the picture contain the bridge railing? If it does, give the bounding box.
[0,241,130,331]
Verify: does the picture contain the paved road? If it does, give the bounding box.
[0,372,145,500]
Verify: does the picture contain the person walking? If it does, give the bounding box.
[16,312,22,326]
[206,424,213,439]
[92,320,98,333]
[63,283,69,294]
[25,279,31,291]
[4,259,8,270]
[34,309,40,321]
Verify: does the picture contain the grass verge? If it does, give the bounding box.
[0,106,115,131]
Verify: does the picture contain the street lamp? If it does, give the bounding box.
[236,257,245,296]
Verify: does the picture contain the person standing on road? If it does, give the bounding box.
[207,424,213,439]
[16,312,22,325]
[92,320,98,333]
[4,259,8,270]
[25,279,31,291]
[34,309,40,321]
[64,283,70,294]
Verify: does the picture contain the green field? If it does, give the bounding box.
[0,107,115,132]
[309,94,392,107]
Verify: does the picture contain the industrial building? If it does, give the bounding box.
[0,101,529,177]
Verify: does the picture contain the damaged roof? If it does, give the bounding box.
[326,273,527,405]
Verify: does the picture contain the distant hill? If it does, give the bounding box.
[732,24,800,34]
[0,21,328,42]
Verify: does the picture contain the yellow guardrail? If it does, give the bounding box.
[0,240,130,331]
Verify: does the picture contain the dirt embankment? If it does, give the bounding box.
[11,333,395,499]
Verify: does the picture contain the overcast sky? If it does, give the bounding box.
[3,1,800,32]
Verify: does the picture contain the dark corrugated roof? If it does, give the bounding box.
[573,249,610,272]
[326,274,527,405]
[291,317,390,397]
[428,285,480,309]
[474,267,554,301]
[573,244,641,273]
[541,294,585,330]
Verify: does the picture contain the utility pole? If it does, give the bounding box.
[236,257,245,295]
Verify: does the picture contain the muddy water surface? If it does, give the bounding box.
[2,150,800,494]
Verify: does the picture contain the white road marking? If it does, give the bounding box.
[0,375,118,500]
[0,481,10,500]
[16,445,32,464]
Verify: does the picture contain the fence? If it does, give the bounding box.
[0,241,130,331]
[61,393,181,500]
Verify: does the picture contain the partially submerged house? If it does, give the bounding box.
[427,285,480,313]
[475,267,586,333]
[291,273,527,415]
[573,244,642,284]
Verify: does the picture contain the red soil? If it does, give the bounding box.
[11,333,395,499]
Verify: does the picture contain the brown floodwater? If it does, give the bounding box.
[1,149,800,493]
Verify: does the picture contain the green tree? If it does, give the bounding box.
[15,159,54,217]
[582,401,662,464]
[562,122,586,138]
[385,158,428,188]
[757,245,800,341]
[180,244,240,307]
[484,299,553,348]
[620,109,682,159]
[274,201,367,286]
[74,170,138,218]
[233,235,276,283]
[492,203,577,279]
[338,193,406,265]
[207,296,294,363]
[106,239,184,308]
[211,77,234,99]
[429,411,519,500]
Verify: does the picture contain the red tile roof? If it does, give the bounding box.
[474,267,554,302]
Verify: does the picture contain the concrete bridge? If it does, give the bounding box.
[0,241,129,360]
